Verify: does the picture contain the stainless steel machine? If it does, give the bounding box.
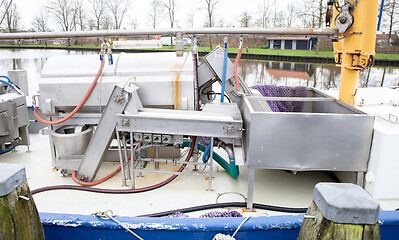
[34,44,374,209]
[0,71,30,151]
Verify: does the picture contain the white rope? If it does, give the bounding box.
[213,233,235,240]
[212,216,251,240]
[94,210,144,240]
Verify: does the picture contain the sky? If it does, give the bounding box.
[14,0,292,31]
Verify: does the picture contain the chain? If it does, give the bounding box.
[334,0,360,13]
[93,210,144,240]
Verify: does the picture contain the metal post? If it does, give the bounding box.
[122,134,130,180]
[155,146,159,169]
[115,124,127,186]
[356,171,364,187]
[130,132,135,189]
[138,142,143,178]
[247,168,255,210]
[207,137,214,191]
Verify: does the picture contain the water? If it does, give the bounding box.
[0,49,398,100]
[239,60,399,90]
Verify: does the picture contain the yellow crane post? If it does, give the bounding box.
[332,0,379,105]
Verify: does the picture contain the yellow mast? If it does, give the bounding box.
[332,0,379,105]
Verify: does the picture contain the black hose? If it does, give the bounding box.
[138,202,308,217]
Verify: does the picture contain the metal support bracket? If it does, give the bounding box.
[76,81,141,182]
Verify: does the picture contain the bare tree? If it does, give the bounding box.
[286,3,296,27]
[75,0,86,30]
[186,8,196,27]
[148,0,164,28]
[128,18,138,29]
[102,16,113,30]
[47,0,76,31]
[88,0,107,30]
[203,0,218,49]
[297,0,325,28]
[163,0,178,46]
[383,0,399,53]
[32,10,50,32]
[107,0,130,29]
[240,11,252,27]
[1,1,20,33]
[204,0,218,27]
[257,0,270,27]
[163,0,178,28]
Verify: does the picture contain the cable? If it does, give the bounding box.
[0,145,14,154]
[138,202,308,217]
[0,79,22,94]
[0,75,11,82]
[33,60,105,125]
[31,137,197,195]
[214,93,232,103]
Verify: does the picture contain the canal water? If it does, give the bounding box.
[0,49,398,103]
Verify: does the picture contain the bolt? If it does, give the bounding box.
[122,119,130,127]
[338,15,347,24]
[80,175,87,181]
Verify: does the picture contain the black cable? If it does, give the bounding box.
[138,202,308,217]
[214,93,232,103]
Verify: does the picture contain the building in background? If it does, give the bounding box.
[267,37,317,50]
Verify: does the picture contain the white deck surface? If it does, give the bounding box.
[1,132,398,218]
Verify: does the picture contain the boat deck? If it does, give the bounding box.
[1,132,398,218]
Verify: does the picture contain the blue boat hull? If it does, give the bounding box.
[40,211,399,239]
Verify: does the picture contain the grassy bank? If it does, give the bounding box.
[1,44,399,60]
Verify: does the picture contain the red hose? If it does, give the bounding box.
[233,43,243,92]
[32,137,197,195]
[33,60,105,125]
[72,144,139,186]
[72,164,123,186]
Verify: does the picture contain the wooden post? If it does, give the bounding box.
[299,183,380,240]
[0,163,44,240]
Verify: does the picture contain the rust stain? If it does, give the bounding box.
[174,74,180,110]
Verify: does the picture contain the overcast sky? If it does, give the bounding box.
[15,0,293,30]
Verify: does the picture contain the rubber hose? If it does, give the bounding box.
[0,145,14,154]
[138,202,308,217]
[33,59,105,125]
[233,42,243,91]
[220,41,228,103]
[31,137,197,195]
[182,141,239,178]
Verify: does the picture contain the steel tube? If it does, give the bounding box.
[0,28,338,40]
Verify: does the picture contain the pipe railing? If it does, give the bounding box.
[0,27,338,40]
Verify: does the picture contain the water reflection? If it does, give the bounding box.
[239,59,399,90]
[0,49,96,97]
[0,49,397,97]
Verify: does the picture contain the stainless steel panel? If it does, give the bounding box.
[242,89,374,172]
[117,103,242,139]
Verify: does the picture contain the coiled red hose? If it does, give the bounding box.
[33,60,105,125]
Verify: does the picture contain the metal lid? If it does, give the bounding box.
[0,163,26,196]
[313,182,380,225]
